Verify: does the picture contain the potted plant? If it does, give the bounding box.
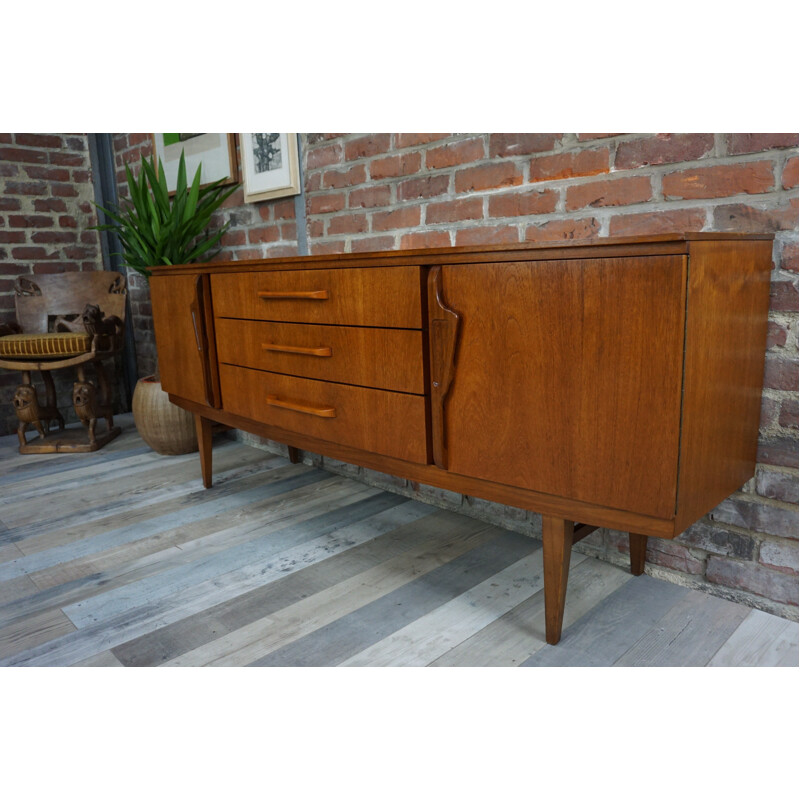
[94,152,238,454]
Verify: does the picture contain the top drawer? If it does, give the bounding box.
[211,266,423,329]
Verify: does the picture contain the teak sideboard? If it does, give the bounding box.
[150,233,773,645]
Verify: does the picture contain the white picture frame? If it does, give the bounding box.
[240,133,301,203]
[151,133,237,194]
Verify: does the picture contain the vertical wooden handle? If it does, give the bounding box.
[193,275,215,409]
[427,266,461,469]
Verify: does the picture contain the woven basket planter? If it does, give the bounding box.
[131,376,197,455]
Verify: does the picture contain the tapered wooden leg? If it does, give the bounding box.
[542,515,573,645]
[629,533,648,576]
[287,445,301,464]
[195,414,214,489]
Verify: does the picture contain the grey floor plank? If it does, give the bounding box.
[708,609,799,667]
[613,591,752,666]
[520,575,688,667]
[0,607,76,659]
[250,530,538,667]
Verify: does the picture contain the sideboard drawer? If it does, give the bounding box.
[218,363,429,464]
[215,318,425,394]
[211,266,422,328]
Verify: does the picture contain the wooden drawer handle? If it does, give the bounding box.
[257,290,329,300]
[262,343,333,357]
[266,395,336,418]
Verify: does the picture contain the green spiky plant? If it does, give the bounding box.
[93,150,239,279]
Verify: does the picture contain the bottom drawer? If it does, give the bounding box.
[219,364,429,464]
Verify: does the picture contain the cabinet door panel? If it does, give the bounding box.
[151,274,214,406]
[440,256,686,519]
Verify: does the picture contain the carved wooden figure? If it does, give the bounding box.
[14,377,65,448]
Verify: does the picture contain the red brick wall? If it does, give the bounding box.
[0,133,104,432]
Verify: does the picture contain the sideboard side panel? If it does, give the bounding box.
[674,239,774,533]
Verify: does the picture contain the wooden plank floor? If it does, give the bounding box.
[0,414,797,667]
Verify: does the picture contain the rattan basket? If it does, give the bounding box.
[131,376,198,455]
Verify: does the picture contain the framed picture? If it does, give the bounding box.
[151,133,237,193]
[240,133,301,203]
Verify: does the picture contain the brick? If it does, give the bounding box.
[344,134,392,161]
[248,226,280,244]
[0,163,19,177]
[710,497,798,539]
[678,520,756,559]
[409,481,463,509]
[530,147,610,183]
[615,134,714,169]
[272,199,295,220]
[524,217,601,243]
[758,438,798,468]
[756,467,799,504]
[220,229,246,247]
[662,161,775,199]
[307,173,322,193]
[645,538,705,575]
[0,133,11,144]
[280,222,297,241]
[372,206,420,231]
[782,156,798,190]
[766,320,789,350]
[369,152,421,180]
[265,244,300,258]
[425,138,485,169]
[769,277,798,312]
[58,215,78,229]
[306,142,342,170]
[763,355,798,390]
[760,395,780,430]
[305,134,345,145]
[455,162,523,193]
[24,165,70,182]
[4,181,47,196]
[351,236,395,253]
[609,207,707,237]
[706,557,798,605]
[489,133,561,157]
[8,215,53,229]
[400,231,451,249]
[327,213,368,235]
[779,397,798,430]
[72,170,90,183]
[310,240,346,255]
[322,164,367,189]
[0,198,21,211]
[759,540,799,574]
[566,176,652,210]
[487,189,559,218]
[713,199,798,232]
[0,231,26,244]
[727,133,799,155]
[33,198,67,213]
[308,193,345,214]
[455,226,518,246]
[426,197,483,224]
[0,147,48,164]
[51,184,79,198]
[63,245,96,260]
[780,241,798,273]
[398,175,449,201]
[128,133,152,146]
[395,133,449,148]
[349,185,392,209]
[12,246,56,259]
[31,231,77,244]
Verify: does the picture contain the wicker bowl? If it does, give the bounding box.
[131,376,198,455]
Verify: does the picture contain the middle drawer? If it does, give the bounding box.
[215,318,425,395]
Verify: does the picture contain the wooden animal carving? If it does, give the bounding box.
[14,277,41,297]
[73,380,113,445]
[13,384,65,447]
[81,303,123,348]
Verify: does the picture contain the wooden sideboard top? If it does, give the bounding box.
[151,232,774,276]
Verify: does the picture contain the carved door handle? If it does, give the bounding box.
[428,266,461,469]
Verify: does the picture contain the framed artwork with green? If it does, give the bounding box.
[151,133,238,194]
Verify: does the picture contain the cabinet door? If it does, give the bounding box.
[433,256,686,519]
[151,273,218,407]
